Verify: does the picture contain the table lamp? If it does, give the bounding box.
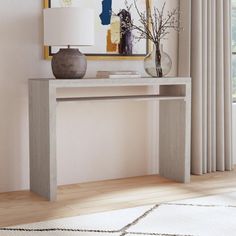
[43,7,94,79]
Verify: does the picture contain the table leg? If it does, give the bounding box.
[159,99,191,183]
[29,80,57,201]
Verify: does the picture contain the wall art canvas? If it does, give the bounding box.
[44,0,151,60]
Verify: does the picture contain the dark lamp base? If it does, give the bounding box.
[51,48,87,79]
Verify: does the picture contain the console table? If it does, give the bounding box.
[29,77,191,201]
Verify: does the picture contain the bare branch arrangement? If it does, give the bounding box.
[113,0,181,77]
[121,0,181,45]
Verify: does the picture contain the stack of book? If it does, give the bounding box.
[96,71,141,79]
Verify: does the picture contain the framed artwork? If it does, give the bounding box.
[43,0,152,60]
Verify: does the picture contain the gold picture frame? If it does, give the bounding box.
[43,0,152,60]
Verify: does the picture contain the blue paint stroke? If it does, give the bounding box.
[99,0,112,25]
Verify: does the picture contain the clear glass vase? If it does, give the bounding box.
[144,43,172,78]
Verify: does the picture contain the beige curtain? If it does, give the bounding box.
[178,0,233,174]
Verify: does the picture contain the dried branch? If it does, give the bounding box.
[119,0,181,45]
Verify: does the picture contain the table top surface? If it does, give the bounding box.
[29,77,191,88]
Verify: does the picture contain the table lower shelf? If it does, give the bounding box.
[56,95,186,102]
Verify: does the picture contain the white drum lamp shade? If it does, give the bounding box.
[44,7,94,46]
[43,7,94,79]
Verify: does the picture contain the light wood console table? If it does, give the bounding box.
[29,77,191,201]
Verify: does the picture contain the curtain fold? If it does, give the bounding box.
[179,0,233,174]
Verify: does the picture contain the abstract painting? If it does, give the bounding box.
[44,0,151,60]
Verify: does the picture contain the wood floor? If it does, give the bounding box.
[1,170,236,227]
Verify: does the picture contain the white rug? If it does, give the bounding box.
[1,191,236,236]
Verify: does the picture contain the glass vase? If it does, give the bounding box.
[144,43,172,78]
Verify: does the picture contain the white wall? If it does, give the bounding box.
[232,105,236,164]
[0,0,179,192]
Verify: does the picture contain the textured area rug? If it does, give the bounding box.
[1,191,236,236]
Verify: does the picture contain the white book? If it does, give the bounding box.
[108,74,141,78]
[96,71,140,78]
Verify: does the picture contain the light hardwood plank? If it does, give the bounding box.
[0,170,236,227]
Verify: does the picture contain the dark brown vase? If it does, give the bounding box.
[52,49,87,79]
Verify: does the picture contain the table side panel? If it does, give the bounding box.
[159,99,188,182]
[29,80,57,200]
